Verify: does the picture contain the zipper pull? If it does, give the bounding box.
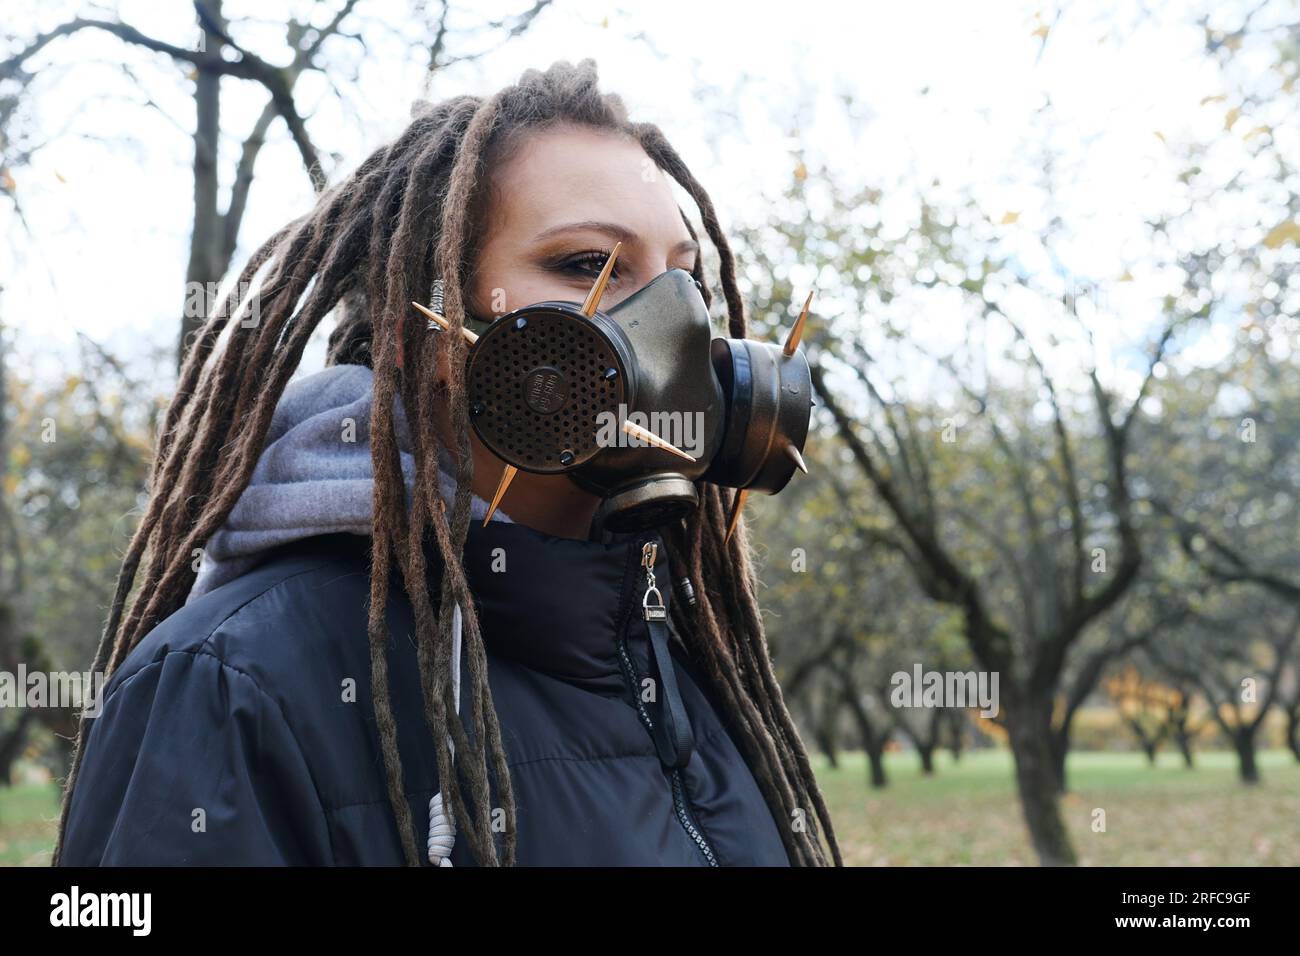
[641,541,667,622]
[639,539,695,770]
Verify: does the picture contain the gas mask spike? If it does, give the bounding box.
[784,443,808,474]
[412,300,479,345]
[724,487,748,545]
[621,419,697,462]
[783,289,813,357]
[482,463,518,527]
[581,241,623,316]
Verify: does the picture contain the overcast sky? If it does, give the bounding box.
[1,0,1288,399]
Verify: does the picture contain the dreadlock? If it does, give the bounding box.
[52,59,841,867]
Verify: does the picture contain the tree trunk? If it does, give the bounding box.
[1233,728,1260,785]
[1007,701,1078,866]
[180,3,227,367]
[841,680,889,789]
[899,709,941,775]
[1286,707,1300,763]
[1125,719,1160,766]
[0,709,37,785]
[1049,725,1070,794]
[917,743,935,775]
[866,744,888,788]
[946,709,964,762]
[918,707,943,775]
[813,722,840,770]
[1170,692,1195,768]
[813,693,841,769]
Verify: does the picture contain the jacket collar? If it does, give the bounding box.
[279,521,676,682]
[455,519,672,681]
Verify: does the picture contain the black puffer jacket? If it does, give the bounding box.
[59,519,792,866]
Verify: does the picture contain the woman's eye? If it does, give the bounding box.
[558,250,619,280]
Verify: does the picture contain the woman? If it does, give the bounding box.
[54,59,840,867]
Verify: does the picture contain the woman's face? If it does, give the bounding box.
[434,122,703,540]
[467,122,700,318]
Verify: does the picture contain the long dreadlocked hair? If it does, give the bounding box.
[52,59,841,867]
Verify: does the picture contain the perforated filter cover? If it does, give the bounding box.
[466,306,629,474]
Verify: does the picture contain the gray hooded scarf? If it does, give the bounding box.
[187,362,512,603]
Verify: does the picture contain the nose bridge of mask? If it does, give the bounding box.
[562,269,728,534]
[607,270,718,439]
[575,269,724,475]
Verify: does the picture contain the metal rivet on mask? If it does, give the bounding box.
[559,449,575,466]
[514,317,528,331]
[602,367,618,380]
[470,401,485,416]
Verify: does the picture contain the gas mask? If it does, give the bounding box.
[413,252,813,538]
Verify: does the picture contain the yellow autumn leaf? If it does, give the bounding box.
[1119,270,1134,282]
[1262,220,1300,249]
[1200,94,1226,106]
[1032,24,1049,39]
[793,161,807,182]
[0,168,14,192]
[1224,107,1239,130]
[1000,211,1020,225]
[1153,130,1166,144]
[54,169,67,183]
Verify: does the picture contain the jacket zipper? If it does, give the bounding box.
[614,535,719,867]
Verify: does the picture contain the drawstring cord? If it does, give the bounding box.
[427,602,462,866]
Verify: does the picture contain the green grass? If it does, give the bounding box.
[0,779,63,866]
[816,748,1300,865]
[3,749,1297,865]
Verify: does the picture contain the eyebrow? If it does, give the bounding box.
[531,219,700,258]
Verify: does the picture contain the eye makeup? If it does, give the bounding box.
[540,244,697,287]
[553,248,620,281]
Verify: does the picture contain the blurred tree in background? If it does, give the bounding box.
[737,3,1296,865]
[0,0,553,366]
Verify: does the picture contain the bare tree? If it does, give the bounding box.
[1147,594,1297,784]
[1049,577,1189,790]
[806,301,1179,865]
[0,0,553,367]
